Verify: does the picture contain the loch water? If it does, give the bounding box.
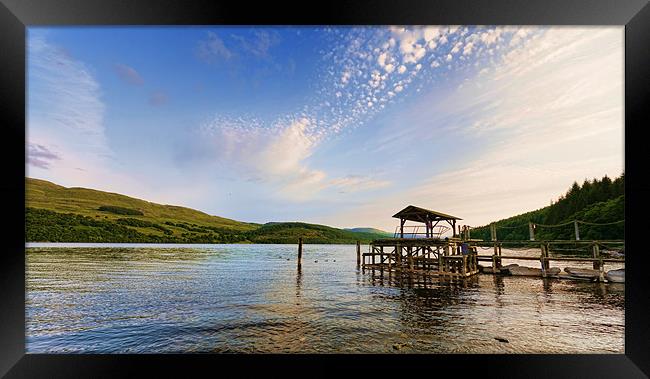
[26,243,624,353]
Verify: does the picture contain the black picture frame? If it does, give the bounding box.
[1,0,649,377]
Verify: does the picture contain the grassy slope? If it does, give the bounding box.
[27,178,258,232]
[344,227,393,237]
[26,178,386,243]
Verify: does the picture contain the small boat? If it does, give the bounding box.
[564,267,600,280]
[606,268,625,283]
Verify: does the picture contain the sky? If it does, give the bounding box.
[26,26,624,232]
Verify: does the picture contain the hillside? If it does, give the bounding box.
[25,178,387,244]
[344,227,393,237]
[471,173,624,241]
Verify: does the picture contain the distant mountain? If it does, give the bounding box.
[26,178,387,244]
[344,227,393,237]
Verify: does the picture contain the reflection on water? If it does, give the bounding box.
[26,244,624,353]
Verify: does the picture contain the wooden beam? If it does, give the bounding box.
[298,237,303,269]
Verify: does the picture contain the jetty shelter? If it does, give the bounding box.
[393,205,461,238]
[363,205,478,277]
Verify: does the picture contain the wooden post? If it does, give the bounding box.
[407,246,414,270]
[400,218,405,238]
[490,223,497,241]
[529,222,535,241]
[396,243,401,265]
[592,243,601,271]
[356,240,361,266]
[462,255,467,276]
[574,221,580,241]
[540,244,546,277]
[497,244,502,269]
[298,237,303,268]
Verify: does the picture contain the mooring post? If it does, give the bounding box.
[540,243,547,277]
[356,240,361,266]
[529,222,535,241]
[592,242,601,271]
[298,237,303,268]
[490,223,497,241]
[574,220,580,241]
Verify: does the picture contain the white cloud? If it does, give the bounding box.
[27,32,147,199]
[321,27,623,230]
[450,41,462,54]
[397,65,407,74]
[329,175,390,193]
[463,42,474,55]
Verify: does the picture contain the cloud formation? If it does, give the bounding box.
[113,63,144,85]
[27,143,61,169]
[149,90,169,106]
[318,27,623,230]
[196,31,234,62]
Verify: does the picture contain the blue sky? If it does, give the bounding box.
[27,26,624,231]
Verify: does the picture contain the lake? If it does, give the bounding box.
[26,243,624,353]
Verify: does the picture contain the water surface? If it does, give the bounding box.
[26,244,624,353]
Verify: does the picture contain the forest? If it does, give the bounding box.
[470,173,624,241]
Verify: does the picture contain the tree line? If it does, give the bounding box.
[471,173,624,241]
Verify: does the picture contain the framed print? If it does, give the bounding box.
[1,0,649,377]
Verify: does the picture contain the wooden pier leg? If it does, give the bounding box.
[380,246,384,267]
[592,243,601,270]
[497,244,502,269]
[544,243,551,271]
[298,237,303,269]
[540,243,546,277]
[396,243,401,266]
[356,240,361,266]
[407,246,414,271]
[462,255,467,276]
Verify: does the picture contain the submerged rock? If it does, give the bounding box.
[564,267,600,279]
[508,266,542,277]
[545,267,561,276]
[499,263,519,275]
[606,268,625,283]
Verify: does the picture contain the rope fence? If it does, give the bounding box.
[466,219,624,242]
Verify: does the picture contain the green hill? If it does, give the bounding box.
[471,173,624,241]
[25,178,386,244]
[344,227,393,237]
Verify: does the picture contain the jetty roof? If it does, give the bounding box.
[392,205,462,223]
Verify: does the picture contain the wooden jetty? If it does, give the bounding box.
[361,205,625,282]
[363,206,479,278]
